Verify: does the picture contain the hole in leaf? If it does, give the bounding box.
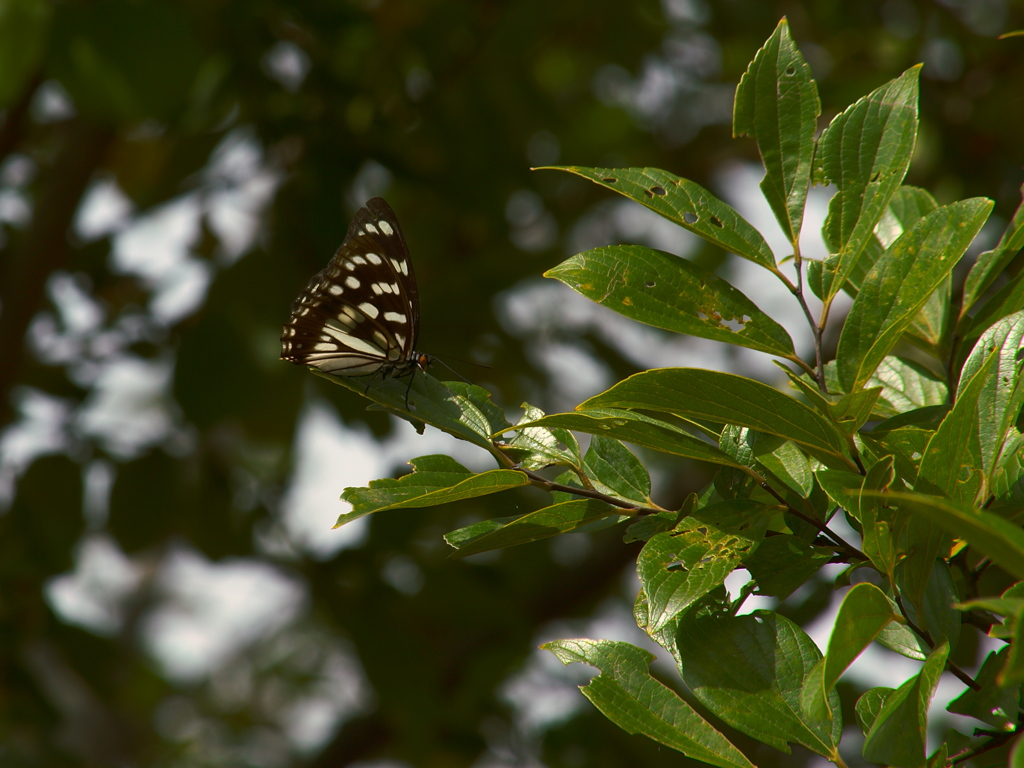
[602,177,617,183]
[645,280,656,288]
[683,212,698,225]
[786,65,796,76]
[720,315,750,331]
[709,215,724,228]
[650,185,667,196]
[643,188,654,198]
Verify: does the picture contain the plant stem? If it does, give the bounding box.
[514,465,666,516]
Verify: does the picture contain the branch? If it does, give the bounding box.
[757,479,867,561]
[893,592,981,692]
[514,465,666,517]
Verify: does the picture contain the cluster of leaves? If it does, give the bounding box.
[316,19,1023,768]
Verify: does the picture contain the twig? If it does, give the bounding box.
[513,465,666,516]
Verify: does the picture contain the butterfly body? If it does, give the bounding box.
[281,198,429,396]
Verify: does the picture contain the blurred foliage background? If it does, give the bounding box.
[1,1,1022,766]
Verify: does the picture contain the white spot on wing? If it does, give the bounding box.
[379,221,395,236]
[344,336,386,357]
[330,315,357,330]
[339,306,363,324]
[358,302,380,319]
[345,275,361,289]
[383,312,407,324]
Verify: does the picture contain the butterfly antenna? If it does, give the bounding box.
[429,356,482,386]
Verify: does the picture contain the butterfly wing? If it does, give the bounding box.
[281,198,421,376]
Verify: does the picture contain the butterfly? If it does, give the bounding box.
[281,197,430,403]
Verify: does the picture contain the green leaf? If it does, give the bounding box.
[992,430,1024,500]
[901,559,961,656]
[779,367,881,436]
[442,514,521,548]
[444,499,620,557]
[580,368,852,467]
[314,371,510,451]
[829,387,883,434]
[982,589,1024,685]
[637,501,768,634]
[539,166,777,269]
[866,356,948,420]
[955,594,1023,650]
[855,687,893,734]
[545,245,796,357]
[0,0,50,108]
[506,408,742,469]
[583,435,653,507]
[914,347,996,504]
[542,639,755,768]
[819,460,907,580]
[947,647,1020,731]
[862,642,949,768]
[801,583,900,722]
[623,509,686,544]
[864,491,1024,580]
[961,181,1024,315]
[743,535,833,599]
[876,188,949,350]
[863,422,937,487]
[734,18,820,244]
[840,186,939,301]
[928,743,950,768]
[908,273,952,353]
[504,403,581,470]
[955,594,1024,621]
[336,455,528,527]
[836,197,993,392]
[677,610,842,757]
[958,310,1024,483]
[814,66,921,301]
[877,187,940,248]
[897,513,950,622]
[720,427,815,499]
[876,616,929,662]
[1002,610,1024,686]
